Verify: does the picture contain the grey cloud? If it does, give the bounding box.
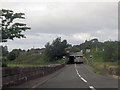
[1,1,118,51]
[27,2,117,34]
[2,2,117,34]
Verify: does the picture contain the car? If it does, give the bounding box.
[74,57,83,64]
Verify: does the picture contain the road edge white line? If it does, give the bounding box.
[74,64,87,83]
[75,64,96,90]
[81,77,87,82]
[89,86,96,90]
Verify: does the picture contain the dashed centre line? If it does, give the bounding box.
[74,64,96,90]
[81,77,87,83]
[74,64,87,82]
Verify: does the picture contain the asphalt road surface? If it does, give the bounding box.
[39,64,118,89]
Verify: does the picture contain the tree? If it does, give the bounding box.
[0,46,8,61]
[1,46,8,57]
[103,42,118,62]
[45,37,68,61]
[7,49,21,61]
[0,9,31,42]
[70,46,80,52]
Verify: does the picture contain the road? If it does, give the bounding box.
[38,64,118,89]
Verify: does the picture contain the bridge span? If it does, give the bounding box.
[67,52,84,64]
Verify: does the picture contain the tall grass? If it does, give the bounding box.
[84,51,119,74]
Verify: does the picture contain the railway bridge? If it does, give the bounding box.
[67,52,84,64]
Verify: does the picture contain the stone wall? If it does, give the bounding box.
[2,64,65,88]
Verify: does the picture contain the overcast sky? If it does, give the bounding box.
[1,0,119,51]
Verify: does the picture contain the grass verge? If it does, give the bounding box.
[84,51,119,74]
[90,63,102,74]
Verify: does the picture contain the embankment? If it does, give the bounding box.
[83,57,120,77]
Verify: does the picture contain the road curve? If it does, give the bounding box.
[38,64,118,89]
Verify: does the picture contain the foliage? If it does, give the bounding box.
[90,64,102,74]
[0,9,31,42]
[0,46,8,61]
[2,63,7,67]
[84,50,119,74]
[79,38,98,49]
[0,46,8,57]
[85,51,104,62]
[7,49,22,61]
[70,46,80,52]
[45,37,69,61]
[4,52,67,67]
[72,38,119,62]
[103,41,118,62]
[27,48,45,54]
[70,38,104,53]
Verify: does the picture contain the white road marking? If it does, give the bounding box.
[75,64,96,90]
[75,64,77,68]
[78,74,81,77]
[74,64,87,82]
[89,86,96,90]
[76,71,79,74]
[81,77,87,82]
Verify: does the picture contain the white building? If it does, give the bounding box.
[86,49,91,53]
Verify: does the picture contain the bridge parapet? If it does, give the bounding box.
[2,64,65,88]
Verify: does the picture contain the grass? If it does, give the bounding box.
[90,64,102,74]
[7,64,42,67]
[3,52,67,67]
[84,51,119,74]
[6,64,58,67]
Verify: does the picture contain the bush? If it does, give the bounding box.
[2,63,7,67]
[103,44,118,62]
[7,49,21,61]
[7,52,16,61]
